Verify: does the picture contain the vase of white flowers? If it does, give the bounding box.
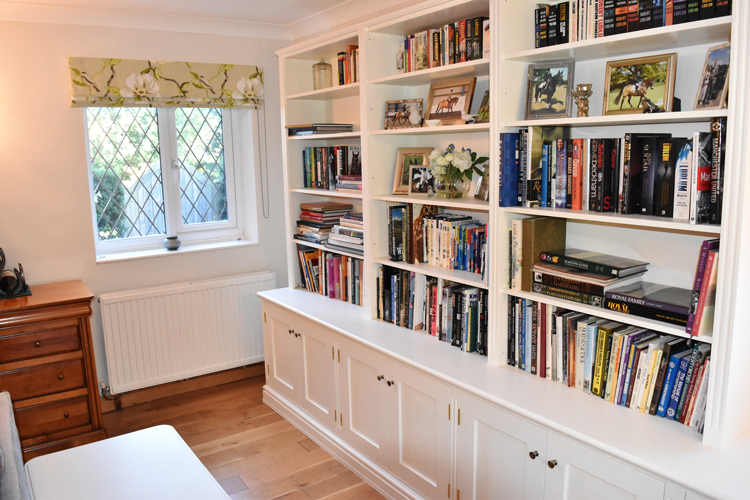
[428,144,488,199]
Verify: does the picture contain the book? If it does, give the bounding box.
[690,132,712,225]
[688,358,711,428]
[654,138,688,217]
[639,136,661,216]
[499,133,520,207]
[558,3,570,43]
[639,0,654,29]
[649,337,688,414]
[521,217,567,292]
[700,0,715,18]
[673,0,689,22]
[686,238,720,334]
[679,345,711,423]
[709,117,727,225]
[533,262,644,295]
[658,349,691,417]
[665,348,694,419]
[622,133,671,215]
[539,249,648,278]
[286,123,354,136]
[672,141,692,220]
[692,249,719,336]
[592,322,625,396]
[624,334,658,407]
[605,282,691,321]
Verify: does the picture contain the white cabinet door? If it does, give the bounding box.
[265,308,301,404]
[456,393,547,500]
[297,319,338,432]
[387,360,452,500]
[337,336,390,465]
[544,433,665,500]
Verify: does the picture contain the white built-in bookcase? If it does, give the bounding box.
[276,0,750,449]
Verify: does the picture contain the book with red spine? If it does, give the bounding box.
[687,240,720,334]
[572,138,584,210]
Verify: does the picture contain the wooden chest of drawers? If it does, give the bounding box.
[0,280,106,461]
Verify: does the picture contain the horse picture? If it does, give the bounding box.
[426,78,476,124]
[384,99,423,129]
[604,54,676,115]
[694,43,730,110]
[525,62,574,120]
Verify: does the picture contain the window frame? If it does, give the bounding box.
[83,107,246,257]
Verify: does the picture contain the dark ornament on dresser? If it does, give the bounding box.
[0,248,30,298]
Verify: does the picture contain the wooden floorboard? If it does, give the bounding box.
[103,376,385,500]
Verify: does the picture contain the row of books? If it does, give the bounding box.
[377,266,489,355]
[499,119,727,225]
[297,245,364,306]
[534,0,731,49]
[507,296,712,433]
[396,17,489,74]
[387,204,488,279]
[337,45,359,85]
[300,146,362,191]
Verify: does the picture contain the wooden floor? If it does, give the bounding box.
[103,375,385,500]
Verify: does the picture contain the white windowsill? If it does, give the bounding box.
[95,239,258,264]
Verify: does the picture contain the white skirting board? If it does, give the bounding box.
[100,272,276,394]
[263,386,422,500]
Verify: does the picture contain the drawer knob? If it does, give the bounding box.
[377,375,384,381]
[295,332,301,338]
[529,451,538,460]
[35,341,41,348]
[63,412,70,418]
[547,460,558,469]
[58,374,64,380]
[387,380,394,387]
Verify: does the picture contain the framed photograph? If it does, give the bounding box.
[476,91,490,123]
[473,164,490,201]
[525,61,574,120]
[695,43,730,110]
[409,166,435,194]
[603,53,677,115]
[426,78,477,125]
[393,147,433,195]
[384,99,423,129]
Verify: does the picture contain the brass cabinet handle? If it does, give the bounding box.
[35,341,41,348]
[58,374,64,380]
[387,380,394,387]
[529,451,538,460]
[548,460,558,469]
[288,329,294,335]
[295,332,301,338]
[377,375,384,381]
[63,412,70,418]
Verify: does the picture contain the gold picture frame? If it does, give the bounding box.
[384,99,423,129]
[603,53,677,115]
[694,42,730,111]
[393,147,433,195]
[425,77,477,125]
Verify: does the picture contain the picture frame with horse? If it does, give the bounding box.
[694,42,730,111]
[525,61,574,120]
[426,77,477,125]
[603,53,677,115]
[393,147,433,195]
[385,99,423,129]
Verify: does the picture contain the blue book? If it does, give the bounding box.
[519,299,526,371]
[500,133,520,207]
[666,350,693,420]
[541,144,549,208]
[657,349,690,417]
[555,139,567,208]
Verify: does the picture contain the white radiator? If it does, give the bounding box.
[100,272,276,394]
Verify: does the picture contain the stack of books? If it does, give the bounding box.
[293,202,352,246]
[507,295,712,434]
[335,174,362,194]
[326,213,364,256]
[499,119,727,225]
[286,123,353,136]
[377,266,489,356]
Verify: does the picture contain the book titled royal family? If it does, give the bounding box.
[507,293,712,433]
[498,120,726,226]
[534,0,731,48]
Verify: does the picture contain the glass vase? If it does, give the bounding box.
[434,175,471,199]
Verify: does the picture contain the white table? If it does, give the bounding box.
[25,425,230,500]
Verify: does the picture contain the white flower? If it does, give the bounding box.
[432,165,447,176]
[454,151,472,172]
[233,77,264,100]
[436,156,447,166]
[120,73,160,98]
[444,153,454,163]
[429,149,444,161]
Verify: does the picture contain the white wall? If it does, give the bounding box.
[0,21,289,387]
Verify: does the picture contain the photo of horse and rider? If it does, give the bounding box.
[425,77,477,124]
[524,61,574,120]
[603,53,677,115]
[384,99,423,129]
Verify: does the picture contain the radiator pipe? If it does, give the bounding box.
[100,383,123,411]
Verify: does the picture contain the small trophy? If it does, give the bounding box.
[572,83,594,118]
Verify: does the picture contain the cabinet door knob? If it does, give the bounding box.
[295,332,301,338]
[288,329,294,335]
[58,374,64,380]
[35,341,41,348]
[387,380,394,387]
[63,412,70,418]
[377,375,384,381]
[547,460,558,469]
[529,451,538,460]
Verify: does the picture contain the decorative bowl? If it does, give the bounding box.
[424,119,441,127]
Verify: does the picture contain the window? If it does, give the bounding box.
[84,106,249,256]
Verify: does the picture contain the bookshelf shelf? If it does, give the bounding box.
[370,59,489,86]
[290,188,363,199]
[285,32,359,60]
[293,238,364,260]
[371,123,490,135]
[503,289,713,345]
[372,193,489,211]
[506,109,728,128]
[374,256,488,289]
[287,131,361,141]
[287,82,361,101]
[503,206,721,235]
[505,17,732,63]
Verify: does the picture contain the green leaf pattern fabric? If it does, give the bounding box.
[69,58,263,108]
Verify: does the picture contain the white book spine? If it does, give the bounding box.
[631,352,648,410]
[525,302,533,373]
[576,320,588,391]
[645,349,664,411]
[673,142,692,220]
[571,0,578,43]
[511,219,522,290]
[582,138,591,211]
[689,132,700,224]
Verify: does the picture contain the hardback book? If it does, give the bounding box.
[686,0,700,20]
[459,20,467,61]
[499,133,520,207]
[605,326,638,401]
[300,201,353,213]
[686,238,720,334]
[575,317,596,390]
[672,141,692,220]
[709,117,727,225]
[604,282,692,324]
[715,0,730,16]
[286,123,354,136]
[556,139,568,208]
[535,7,549,48]
[622,133,671,214]
[533,262,644,295]
[616,330,652,404]
[679,345,711,423]
[673,0,689,21]
[639,336,670,412]
[466,19,474,61]
[652,0,665,27]
[571,138,585,210]
[615,0,629,32]
[675,344,709,420]
[624,334,658,407]
[482,19,491,57]
[589,139,604,212]
[570,0,578,42]
[655,138,689,218]
[639,0,654,29]
[639,136,661,215]
[557,3,569,43]
[604,0,617,35]
[690,132,712,224]
[548,6,559,45]
[692,249,720,336]
[627,0,640,30]
[521,217,567,292]
[688,358,711,428]
[528,127,570,207]
[649,337,689,414]
[665,0,674,24]
[699,0,715,18]
[592,322,626,396]
[659,349,691,417]
[533,283,603,307]
[539,248,649,277]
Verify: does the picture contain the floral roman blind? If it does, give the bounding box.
[69,58,263,108]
